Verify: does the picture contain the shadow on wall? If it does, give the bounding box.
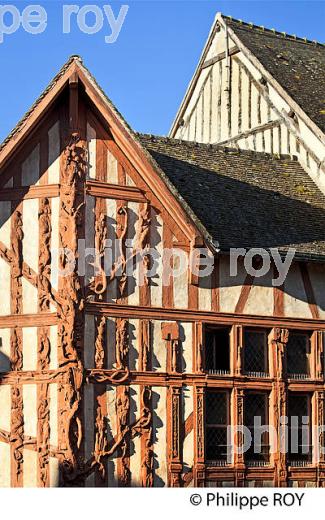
[0,337,10,373]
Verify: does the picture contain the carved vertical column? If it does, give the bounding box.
[37,328,51,487]
[10,189,24,486]
[232,325,243,376]
[193,385,205,486]
[193,322,204,373]
[10,386,24,487]
[138,319,151,372]
[167,386,182,487]
[314,390,325,486]
[57,121,87,483]
[115,318,129,371]
[140,386,154,487]
[233,388,245,487]
[94,316,106,370]
[37,188,52,487]
[116,385,130,486]
[313,331,324,381]
[272,328,288,486]
[137,202,151,307]
[161,322,180,373]
[116,200,128,301]
[88,200,108,300]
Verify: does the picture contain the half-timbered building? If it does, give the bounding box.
[0,13,325,488]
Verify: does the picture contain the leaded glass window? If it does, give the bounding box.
[288,394,312,464]
[244,330,268,376]
[287,332,310,377]
[205,391,229,462]
[244,392,269,464]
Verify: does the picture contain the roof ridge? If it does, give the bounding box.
[138,133,299,162]
[221,13,325,47]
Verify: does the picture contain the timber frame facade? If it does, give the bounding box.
[0,13,325,488]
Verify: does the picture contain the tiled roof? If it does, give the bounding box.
[223,16,325,134]
[139,134,325,260]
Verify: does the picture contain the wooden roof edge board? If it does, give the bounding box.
[168,12,222,137]
[218,13,325,145]
[0,56,216,253]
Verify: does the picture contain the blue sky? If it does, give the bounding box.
[0,1,324,141]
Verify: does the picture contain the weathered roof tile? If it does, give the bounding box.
[224,16,325,134]
[139,134,325,260]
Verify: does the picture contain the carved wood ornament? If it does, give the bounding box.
[162,322,180,373]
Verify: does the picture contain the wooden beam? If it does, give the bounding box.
[85,302,325,330]
[85,180,147,203]
[216,119,282,146]
[0,184,60,201]
[202,46,239,69]
[0,313,57,329]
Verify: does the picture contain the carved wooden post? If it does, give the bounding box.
[116,385,130,487]
[161,322,180,373]
[115,318,129,370]
[140,386,154,487]
[272,328,288,486]
[313,331,324,380]
[168,386,182,487]
[193,385,205,486]
[56,78,88,484]
[233,388,245,486]
[314,390,325,486]
[193,321,204,373]
[232,325,243,376]
[138,319,151,372]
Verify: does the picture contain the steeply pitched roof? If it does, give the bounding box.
[139,134,325,261]
[223,15,325,135]
[0,57,207,246]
